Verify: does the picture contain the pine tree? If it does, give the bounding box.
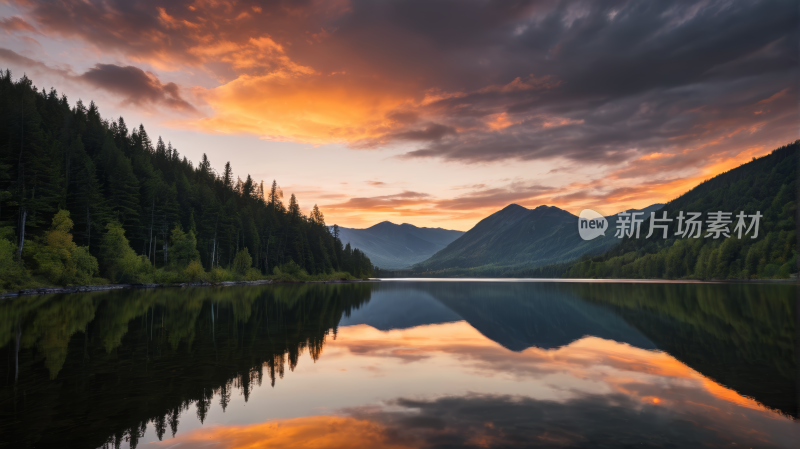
[223,161,233,188]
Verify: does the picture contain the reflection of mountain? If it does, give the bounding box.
[338,281,797,419]
[349,282,656,351]
[339,284,461,330]
[0,283,375,449]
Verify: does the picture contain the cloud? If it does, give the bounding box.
[192,71,413,143]
[78,64,197,112]
[0,16,39,34]
[390,123,456,141]
[0,47,73,79]
[434,182,556,211]
[326,191,432,211]
[11,0,796,167]
[0,49,198,113]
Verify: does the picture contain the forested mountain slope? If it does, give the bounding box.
[413,203,662,274]
[336,221,463,268]
[0,71,373,290]
[565,141,798,279]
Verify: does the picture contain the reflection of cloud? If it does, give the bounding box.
[160,385,792,448]
[155,415,415,449]
[344,392,790,448]
[331,324,773,413]
[159,322,794,448]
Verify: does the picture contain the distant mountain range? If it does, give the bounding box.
[413,203,663,273]
[335,222,464,269]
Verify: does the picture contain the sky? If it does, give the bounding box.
[0,0,797,231]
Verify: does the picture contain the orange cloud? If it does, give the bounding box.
[190,73,416,143]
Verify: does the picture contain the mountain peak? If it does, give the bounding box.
[368,220,398,230]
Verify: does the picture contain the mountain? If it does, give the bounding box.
[336,222,464,269]
[413,203,663,273]
[565,141,798,279]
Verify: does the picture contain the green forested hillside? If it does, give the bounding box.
[565,141,797,279]
[0,72,373,291]
[409,203,662,276]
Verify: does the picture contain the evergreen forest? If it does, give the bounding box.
[0,71,374,292]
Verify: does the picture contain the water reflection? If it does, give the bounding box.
[0,284,372,448]
[0,281,796,448]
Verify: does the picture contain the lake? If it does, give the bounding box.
[0,280,797,448]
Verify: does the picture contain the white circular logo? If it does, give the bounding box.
[578,209,608,240]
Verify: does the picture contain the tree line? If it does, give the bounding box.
[0,71,375,290]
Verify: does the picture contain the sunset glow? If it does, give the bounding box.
[0,1,795,230]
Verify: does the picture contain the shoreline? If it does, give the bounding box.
[2,276,793,300]
[0,278,380,300]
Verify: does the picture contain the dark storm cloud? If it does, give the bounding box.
[79,64,196,112]
[345,393,787,448]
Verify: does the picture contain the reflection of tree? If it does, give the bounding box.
[570,282,797,419]
[0,283,374,448]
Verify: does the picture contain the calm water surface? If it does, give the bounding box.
[0,281,797,448]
